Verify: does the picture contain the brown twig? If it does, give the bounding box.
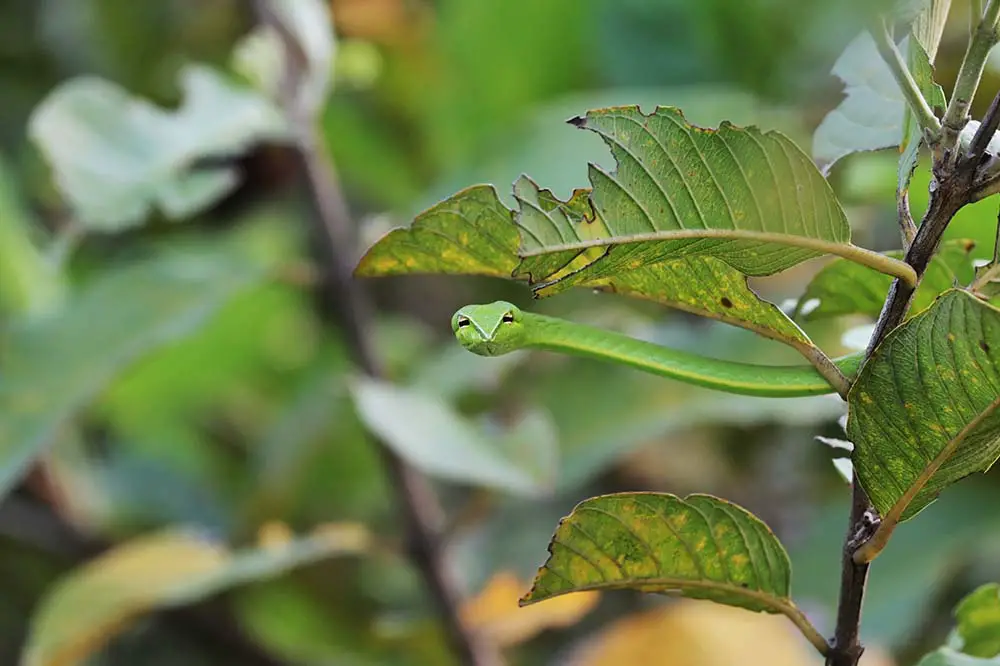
[253,3,503,665]
[825,84,1000,666]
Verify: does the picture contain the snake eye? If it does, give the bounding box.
[456,316,471,328]
[501,311,515,323]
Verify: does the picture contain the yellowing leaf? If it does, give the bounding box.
[461,571,599,647]
[522,492,827,653]
[23,526,369,666]
[572,600,818,666]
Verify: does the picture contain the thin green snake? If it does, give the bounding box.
[452,301,863,398]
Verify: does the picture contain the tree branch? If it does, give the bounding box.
[253,3,503,665]
[940,0,1000,159]
[870,18,941,138]
[826,116,981,666]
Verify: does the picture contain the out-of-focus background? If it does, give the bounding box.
[2,1,1000,665]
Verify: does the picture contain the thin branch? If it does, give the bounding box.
[826,141,977,666]
[253,3,503,665]
[870,18,942,138]
[941,0,1000,159]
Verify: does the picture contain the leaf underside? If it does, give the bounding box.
[516,106,851,293]
[522,492,793,616]
[513,177,812,347]
[848,290,1000,521]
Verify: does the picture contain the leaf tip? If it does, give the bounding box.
[566,115,587,128]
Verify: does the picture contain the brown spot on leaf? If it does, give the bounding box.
[720,297,734,308]
[981,340,991,353]
[964,240,977,252]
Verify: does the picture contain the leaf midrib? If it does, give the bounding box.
[857,395,1000,563]
[518,229,917,286]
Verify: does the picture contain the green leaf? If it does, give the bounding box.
[0,229,271,501]
[848,290,1000,524]
[798,239,976,322]
[349,377,556,496]
[919,648,1000,666]
[511,176,814,348]
[956,583,1000,658]
[0,155,63,317]
[355,185,520,278]
[522,493,817,641]
[899,36,946,195]
[28,65,285,231]
[22,526,369,666]
[516,106,901,296]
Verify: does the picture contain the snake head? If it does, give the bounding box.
[451,301,524,356]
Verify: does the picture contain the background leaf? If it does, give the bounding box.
[813,32,907,173]
[955,583,1000,658]
[28,66,285,230]
[22,526,369,666]
[350,377,557,496]
[0,227,272,502]
[798,239,976,322]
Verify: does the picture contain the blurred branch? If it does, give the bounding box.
[252,3,503,665]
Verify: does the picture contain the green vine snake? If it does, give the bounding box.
[452,301,864,398]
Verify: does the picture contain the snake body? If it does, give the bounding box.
[452,301,862,398]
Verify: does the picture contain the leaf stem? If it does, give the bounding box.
[785,604,833,657]
[941,0,1000,159]
[870,18,942,138]
[793,341,852,398]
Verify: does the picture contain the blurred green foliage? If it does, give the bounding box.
[2,1,1000,665]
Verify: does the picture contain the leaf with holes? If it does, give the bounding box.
[798,239,976,322]
[357,178,818,354]
[511,176,814,350]
[355,107,914,296]
[514,106,912,295]
[521,493,821,646]
[848,290,1000,526]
